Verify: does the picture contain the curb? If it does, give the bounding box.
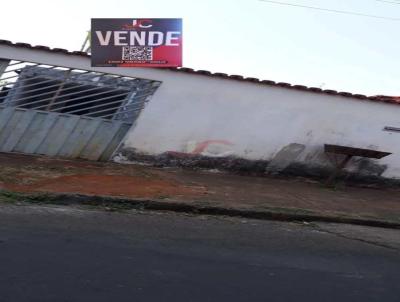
[2,191,400,229]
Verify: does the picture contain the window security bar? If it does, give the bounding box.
[0,59,161,122]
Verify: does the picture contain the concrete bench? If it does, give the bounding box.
[324,144,391,186]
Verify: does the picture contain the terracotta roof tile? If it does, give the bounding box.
[51,48,70,54]
[245,77,260,82]
[276,82,291,87]
[196,70,212,75]
[177,67,196,74]
[15,42,31,48]
[322,89,338,95]
[261,80,275,85]
[229,75,244,80]
[213,72,229,78]
[338,92,353,97]
[0,39,12,45]
[34,45,51,51]
[353,94,368,99]
[0,39,399,106]
[308,87,323,92]
[292,85,308,91]
[71,50,90,57]
[373,95,400,103]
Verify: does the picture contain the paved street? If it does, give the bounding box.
[0,203,399,302]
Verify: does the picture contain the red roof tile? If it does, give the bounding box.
[0,39,398,105]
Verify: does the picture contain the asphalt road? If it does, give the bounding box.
[0,203,399,302]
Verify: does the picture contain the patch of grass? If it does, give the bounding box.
[0,190,144,212]
[259,205,315,215]
[0,167,20,183]
[0,190,57,204]
[1,190,398,229]
[0,190,26,203]
[25,192,58,203]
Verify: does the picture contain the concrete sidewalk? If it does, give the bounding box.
[0,153,399,227]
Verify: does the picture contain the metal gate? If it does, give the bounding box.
[0,60,160,161]
[0,106,132,161]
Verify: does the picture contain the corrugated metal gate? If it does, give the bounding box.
[0,106,131,161]
[0,60,160,161]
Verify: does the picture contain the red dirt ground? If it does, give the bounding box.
[1,153,400,223]
[5,174,205,198]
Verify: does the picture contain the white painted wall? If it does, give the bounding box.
[124,73,400,178]
[1,44,399,178]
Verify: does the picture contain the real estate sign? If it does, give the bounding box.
[91,18,182,67]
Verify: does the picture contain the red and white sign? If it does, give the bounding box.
[91,18,182,67]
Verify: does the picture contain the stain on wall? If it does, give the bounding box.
[185,140,234,156]
[266,143,305,173]
[353,158,388,176]
[115,146,399,187]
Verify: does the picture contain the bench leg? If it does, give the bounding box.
[326,155,353,186]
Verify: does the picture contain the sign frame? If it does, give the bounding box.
[91,18,182,68]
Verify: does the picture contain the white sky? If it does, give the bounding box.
[0,0,399,96]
